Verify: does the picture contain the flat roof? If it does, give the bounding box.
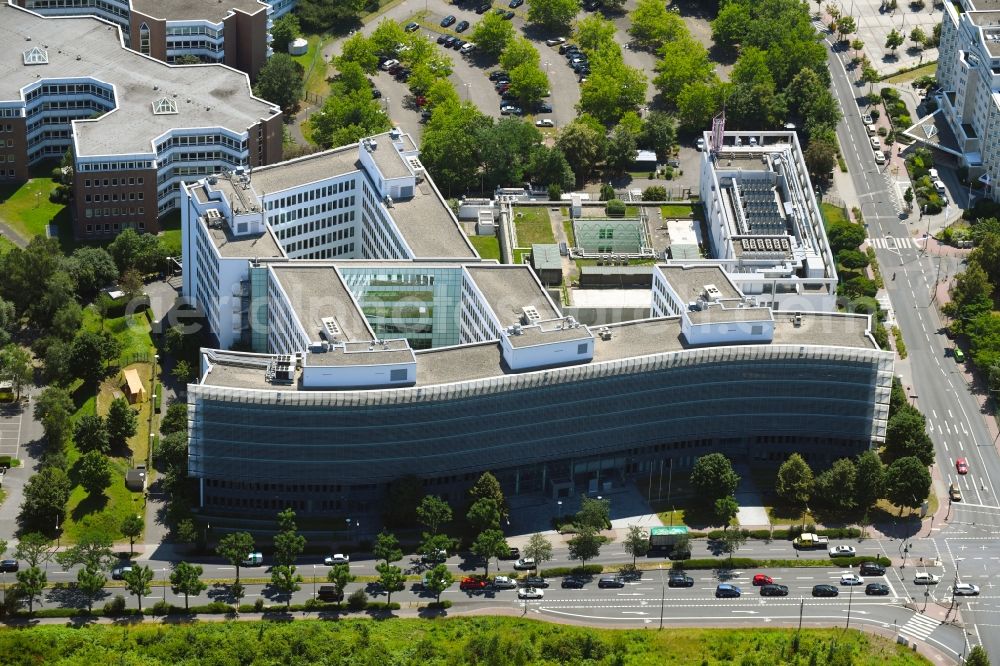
[204,217,283,258]
[0,6,280,157]
[688,306,773,325]
[270,265,374,343]
[591,318,686,363]
[532,244,562,271]
[506,320,592,348]
[387,178,475,258]
[365,139,410,179]
[252,147,362,195]
[414,343,506,387]
[656,265,742,301]
[464,265,560,327]
[131,0,268,21]
[306,339,415,367]
[772,311,875,349]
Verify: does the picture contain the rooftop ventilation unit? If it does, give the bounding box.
[703,284,723,302]
[389,127,401,140]
[521,306,541,324]
[599,327,612,341]
[384,195,394,208]
[793,312,803,327]
[320,317,341,343]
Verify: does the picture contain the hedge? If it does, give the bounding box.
[671,555,890,570]
[424,600,453,609]
[702,527,863,541]
[537,565,603,578]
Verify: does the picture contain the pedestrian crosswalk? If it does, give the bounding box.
[869,236,914,249]
[899,613,940,641]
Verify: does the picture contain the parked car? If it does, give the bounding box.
[534,102,553,113]
[499,546,520,560]
[760,584,789,596]
[598,576,625,588]
[954,347,965,363]
[455,20,470,32]
[242,552,263,567]
[870,136,881,150]
[859,562,886,576]
[914,572,941,585]
[489,70,509,81]
[492,575,517,589]
[371,87,382,99]
[420,549,447,564]
[501,10,515,18]
[476,2,492,13]
[812,584,839,597]
[404,22,419,32]
[510,0,525,7]
[874,150,885,165]
[518,586,544,599]
[513,557,536,570]
[954,583,980,596]
[840,573,865,586]
[752,574,773,586]
[440,15,457,27]
[111,562,135,580]
[460,43,476,54]
[865,582,890,596]
[956,457,969,474]
[561,576,586,589]
[443,36,458,48]
[696,138,706,151]
[460,577,488,591]
[828,545,856,558]
[324,554,350,565]
[379,59,400,71]
[535,119,555,127]
[546,37,566,46]
[861,113,873,125]
[583,0,601,9]
[317,585,344,602]
[668,572,694,587]
[520,576,548,588]
[0,559,18,573]
[715,583,741,598]
[452,39,466,50]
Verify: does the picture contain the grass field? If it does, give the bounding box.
[512,207,554,245]
[292,34,334,99]
[0,174,66,240]
[821,202,850,229]
[468,234,501,260]
[0,617,932,665]
[884,62,936,84]
[661,204,696,218]
[158,210,182,258]
[0,235,17,255]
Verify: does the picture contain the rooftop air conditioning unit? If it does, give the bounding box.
[793,312,803,327]
[704,284,722,301]
[320,317,340,343]
[521,306,541,324]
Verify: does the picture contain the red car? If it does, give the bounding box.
[752,574,773,586]
[956,458,969,475]
[459,577,487,591]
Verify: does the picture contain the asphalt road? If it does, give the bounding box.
[824,22,1000,661]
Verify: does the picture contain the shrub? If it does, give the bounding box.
[347,588,368,611]
[642,186,667,201]
[188,602,236,614]
[605,199,626,216]
[547,184,562,201]
[538,564,603,578]
[425,600,453,609]
[148,600,174,616]
[366,601,400,611]
[254,598,265,612]
[103,595,127,616]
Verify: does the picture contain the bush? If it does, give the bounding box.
[188,602,236,614]
[148,600,174,616]
[347,588,368,611]
[425,600,453,609]
[365,601,400,612]
[547,184,562,201]
[537,564,603,578]
[254,598,265,612]
[642,186,667,201]
[605,199,626,216]
[103,595,127,616]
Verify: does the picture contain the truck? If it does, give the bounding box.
[792,533,829,549]
[649,526,690,557]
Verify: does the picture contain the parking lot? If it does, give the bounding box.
[0,401,24,460]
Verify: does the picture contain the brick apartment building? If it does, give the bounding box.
[0,3,283,237]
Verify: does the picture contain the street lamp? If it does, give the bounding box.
[658,564,665,630]
[161,567,168,602]
[949,558,964,615]
[557,500,563,519]
[346,517,351,543]
[463,83,471,100]
[312,564,317,599]
[845,582,854,629]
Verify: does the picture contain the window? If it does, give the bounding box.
[139,23,151,56]
[577,343,589,355]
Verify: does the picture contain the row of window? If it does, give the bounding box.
[291,242,355,260]
[24,82,115,103]
[85,192,144,203]
[0,125,15,133]
[84,177,145,187]
[269,196,355,226]
[265,179,357,211]
[165,40,224,53]
[83,207,145,218]
[156,133,246,154]
[84,221,146,234]
[79,160,154,172]
[0,109,21,119]
[166,26,224,39]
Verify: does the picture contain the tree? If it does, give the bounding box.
[903,186,914,210]
[557,118,606,186]
[120,514,144,554]
[524,533,553,573]
[579,57,648,125]
[74,414,110,455]
[471,12,515,58]
[885,404,934,465]
[337,32,379,73]
[508,63,549,110]
[70,330,118,386]
[854,450,885,510]
[804,139,837,180]
[576,495,610,531]
[851,38,865,58]
[15,566,46,614]
[527,0,580,33]
[270,564,303,609]
[690,453,740,505]
[176,519,199,550]
[499,37,540,73]
[419,102,491,196]
[884,457,931,512]
[837,249,870,270]
[640,111,676,161]
[814,458,857,512]
[885,28,904,55]
[123,564,153,613]
[416,495,453,536]
[295,0,364,32]
[253,54,304,114]
[106,398,138,451]
[654,37,714,105]
[172,359,194,385]
[835,15,856,42]
[622,525,650,565]
[273,527,306,568]
[326,562,354,596]
[77,451,112,497]
[0,236,63,317]
[107,228,166,274]
[375,562,404,604]
[910,26,927,49]
[775,453,814,507]
[156,431,188,474]
[270,14,301,54]
[471,528,508,577]
[714,496,740,529]
[575,15,617,53]
[629,0,685,50]
[425,563,454,602]
[469,472,508,522]
[721,529,748,563]
[216,532,255,585]
[0,298,17,349]
[29,271,75,328]
[118,268,144,303]
[14,532,53,568]
[76,566,106,612]
[160,402,188,436]
[0,345,32,401]
[604,125,638,177]
[419,532,452,562]
[19,467,70,534]
[373,530,402,566]
[567,526,602,567]
[966,645,989,666]
[527,145,574,190]
[676,80,724,132]
[949,261,993,322]
[169,561,206,611]
[827,222,866,253]
[33,386,74,449]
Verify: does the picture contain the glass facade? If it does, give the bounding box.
[190,347,888,512]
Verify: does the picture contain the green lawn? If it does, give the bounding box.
[821,202,850,229]
[661,204,696,218]
[562,217,574,246]
[884,62,936,84]
[0,235,17,255]
[158,210,181,258]
[292,34,333,99]
[0,175,66,240]
[468,234,501,261]
[0,618,932,664]
[512,207,555,245]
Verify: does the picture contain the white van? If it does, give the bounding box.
[242,552,263,566]
[874,151,885,165]
[934,179,947,195]
[928,168,939,180]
